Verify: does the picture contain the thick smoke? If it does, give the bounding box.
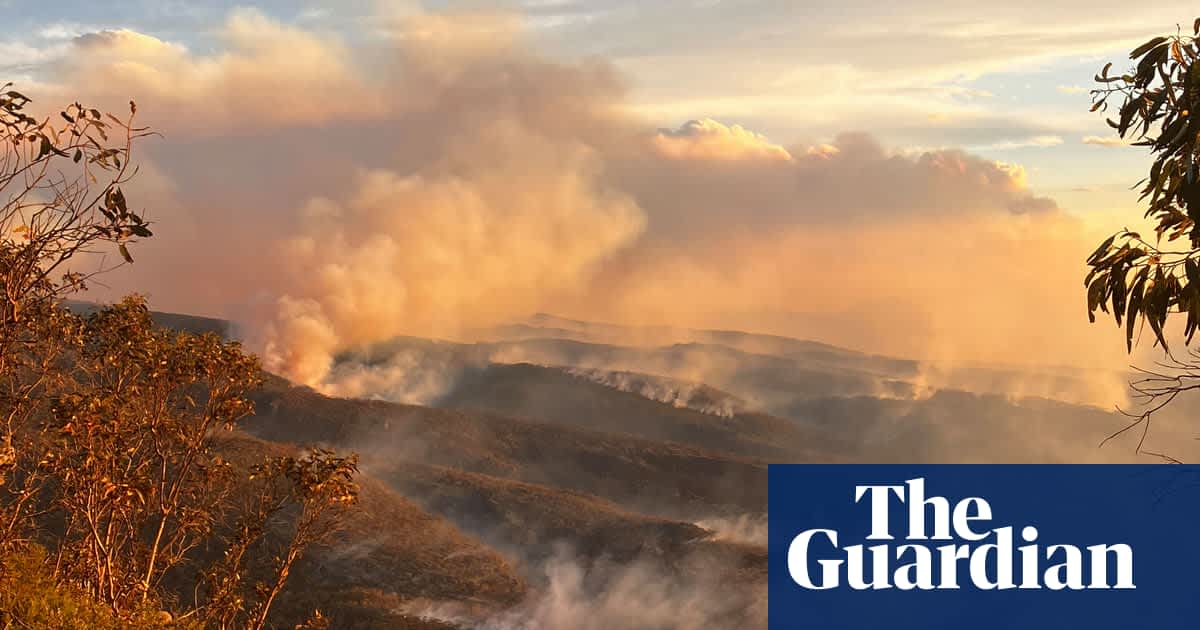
[28,7,1133,410]
[258,142,644,385]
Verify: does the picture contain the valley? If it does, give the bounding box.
[156,311,1186,629]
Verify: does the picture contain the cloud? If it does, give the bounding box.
[1082,135,1130,147]
[20,9,1133,405]
[823,108,1082,154]
[652,119,793,161]
[296,8,332,22]
[70,28,184,58]
[529,0,1194,146]
[975,135,1065,150]
[0,39,69,79]
[1056,84,1088,95]
[897,85,993,100]
[9,0,1192,154]
[38,22,107,41]
[575,133,1112,374]
[43,12,384,131]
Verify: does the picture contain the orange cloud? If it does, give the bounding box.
[43,9,384,131]
[651,119,793,162]
[27,10,1133,408]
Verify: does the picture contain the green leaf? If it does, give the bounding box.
[118,243,133,264]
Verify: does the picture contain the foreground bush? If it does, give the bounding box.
[0,546,193,629]
[0,86,359,627]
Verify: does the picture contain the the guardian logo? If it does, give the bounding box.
[788,478,1135,591]
[770,465,1199,629]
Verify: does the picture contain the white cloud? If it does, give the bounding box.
[652,118,792,161]
[974,135,1065,151]
[38,22,106,41]
[1082,135,1130,147]
[530,0,1196,157]
[296,8,332,22]
[0,39,58,71]
[0,1,1168,160]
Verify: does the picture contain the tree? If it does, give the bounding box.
[200,446,357,630]
[1,85,153,555]
[0,85,360,627]
[1086,19,1200,456]
[45,299,255,606]
[34,298,358,627]
[0,544,190,629]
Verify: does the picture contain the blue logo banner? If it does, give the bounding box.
[768,465,1200,629]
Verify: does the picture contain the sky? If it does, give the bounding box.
[0,1,1193,400]
[1,0,1191,211]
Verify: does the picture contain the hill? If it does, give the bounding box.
[108,307,1198,629]
[244,374,772,519]
[206,434,526,630]
[238,379,773,628]
[436,362,837,462]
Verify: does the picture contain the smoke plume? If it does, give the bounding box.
[25,7,1135,410]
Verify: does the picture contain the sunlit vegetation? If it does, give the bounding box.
[0,86,359,627]
[1086,17,1200,454]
